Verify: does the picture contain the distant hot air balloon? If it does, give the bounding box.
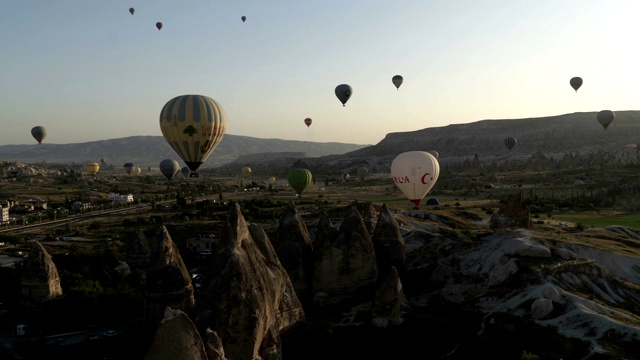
[597,110,615,130]
[123,162,135,175]
[160,94,227,173]
[391,151,440,209]
[86,163,100,175]
[159,159,180,180]
[156,22,163,30]
[268,176,276,184]
[504,136,517,151]
[241,167,252,177]
[287,168,312,197]
[335,84,352,107]
[570,77,582,92]
[31,126,47,144]
[132,167,141,176]
[304,118,312,127]
[427,150,439,159]
[181,166,191,178]
[241,16,246,22]
[129,7,135,15]
[392,75,403,90]
[357,166,369,180]
[341,173,350,182]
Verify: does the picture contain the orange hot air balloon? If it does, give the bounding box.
[304,118,312,127]
[156,22,163,30]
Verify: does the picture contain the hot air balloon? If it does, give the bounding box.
[156,22,163,30]
[357,166,369,180]
[241,16,246,22]
[160,94,227,173]
[268,176,276,184]
[597,110,615,130]
[159,159,180,180]
[287,168,312,197]
[86,163,100,175]
[129,7,135,15]
[569,77,582,92]
[504,136,517,151]
[132,167,141,176]
[392,75,403,90]
[304,118,312,127]
[31,126,47,144]
[123,162,135,175]
[427,150,439,159]
[391,151,440,209]
[181,166,191,178]
[341,173,350,182]
[335,84,352,106]
[241,167,252,177]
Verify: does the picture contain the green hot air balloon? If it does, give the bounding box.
[287,168,312,197]
[160,94,227,173]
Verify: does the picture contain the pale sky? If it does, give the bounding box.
[1,1,639,146]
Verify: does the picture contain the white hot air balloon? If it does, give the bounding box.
[391,151,440,209]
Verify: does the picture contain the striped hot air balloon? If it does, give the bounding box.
[159,95,227,172]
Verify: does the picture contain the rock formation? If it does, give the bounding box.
[127,230,151,269]
[371,266,406,327]
[272,203,314,303]
[21,241,62,301]
[204,328,227,360]
[145,226,195,325]
[372,203,406,282]
[490,196,532,229]
[195,202,305,360]
[144,307,208,360]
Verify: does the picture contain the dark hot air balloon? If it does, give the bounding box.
[159,159,180,180]
[392,75,403,90]
[31,126,47,144]
[504,136,517,151]
[241,16,246,22]
[335,84,352,106]
[123,162,135,175]
[570,77,582,92]
[156,22,163,30]
[129,8,135,15]
[597,110,615,130]
[304,118,312,127]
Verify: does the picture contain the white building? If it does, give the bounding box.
[0,205,8,224]
[107,193,134,204]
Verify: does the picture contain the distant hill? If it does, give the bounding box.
[0,135,369,169]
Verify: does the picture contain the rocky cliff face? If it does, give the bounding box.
[144,307,208,360]
[195,202,305,360]
[20,241,63,301]
[145,226,195,325]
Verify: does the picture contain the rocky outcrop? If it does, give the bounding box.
[272,203,314,303]
[127,230,151,269]
[145,226,195,325]
[372,204,406,282]
[144,307,208,360]
[204,329,227,360]
[195,202,305,360]
[314,205,377,302]
[371,266,406,328]
[21,241,62,301]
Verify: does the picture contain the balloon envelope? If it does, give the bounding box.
[160,94,227,172]
[159,159,180,180]
[304,118,312,127]
[570,77,582,92]
[156,22,163,30]
[268,176,276,184]
[241,16,246,22]
[287,168,312,196]
[123,162,135,175]
[86,163,100,175]
[597,110,615,130]
[357,166,369,180]
[391,151,440,208]
[504,136,517,151]
[335,84,352,106]
[132,167,141,176]
[31,126,47,144]
[427,150,439,159]
[341,173,350,181]
[241,167,252,177]
[392,75,403,90]
[181,166,191,177]
[129,7,135,15]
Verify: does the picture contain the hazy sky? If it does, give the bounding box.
[1,1,638,146]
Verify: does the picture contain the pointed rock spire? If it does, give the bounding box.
[144,307,208,360]
[371,266,406,327]
[21,241,62,301]
[372,203,406,281]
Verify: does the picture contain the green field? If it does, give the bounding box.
[553,211,640,230]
